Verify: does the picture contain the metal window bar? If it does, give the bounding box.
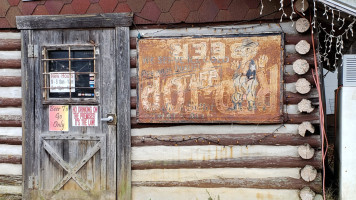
[42,46,97,101]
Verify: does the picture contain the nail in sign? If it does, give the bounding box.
[49,105,69,131]
[72,106,98,126]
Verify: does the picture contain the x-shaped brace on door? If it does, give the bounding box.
[42,138,104,191]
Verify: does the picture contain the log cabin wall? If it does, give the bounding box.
[0,0,324,199]
[0,31,22,199]
[129,22,323,200]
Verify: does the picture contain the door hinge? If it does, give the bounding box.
[28,175,39,189]
[28,44,38,58]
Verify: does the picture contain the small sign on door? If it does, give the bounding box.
[50,72,75,93]
[49,105,69,131]
[72,106,98,126]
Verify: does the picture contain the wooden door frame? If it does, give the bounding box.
[16,13,132,200]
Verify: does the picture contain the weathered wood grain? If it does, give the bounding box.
[0,98,22,107]
[0,77,21,87]
[132,187,300,200]
[132,133,321,147]
[16,13,133,29]
[132,124,300,136]
[0,59,21,69]
[0,39,21,51]
[133,175,322,192]
[0,135,21,145]
[132,155,322,170]
[132,145,300,161]
[21,29,35,194]
[132,168,302,182]
[0,155,21,164]
[0,120,21,127]
[0,194,22,200]
[0,175,22,186]
[116,27,131,200]
[285,52,314,65]
[0,163,22,175]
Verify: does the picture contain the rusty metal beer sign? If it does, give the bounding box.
[137,35,283,123]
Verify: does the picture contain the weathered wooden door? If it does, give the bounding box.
[18,14,132,200]
[32,29,116,199]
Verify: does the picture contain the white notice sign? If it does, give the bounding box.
[50,72,75,93]
[72,106,98,126]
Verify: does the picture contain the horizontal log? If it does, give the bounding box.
[0,135,21,145]
[0,39,21,51]
[285,52,314,65]
[0,185,22,195]
[132,187,300,200]
[133,145,303,161]
[130,37,137,49]
[284,111,319,124]
[0,155,21,164]
[132,124,300,136]
[132,175,322,193]
[132,153,322,170]
[132,133,321,147]
[0,77,21,87]
[285,34,312,45]
[0,59,21,69]
[0,175,22,186]
[284,74,314,84]
[284,92,318,104]
[133,168,301,182]
[131,112,319,126]
[0,120,22,127]
[0,194,21,199]
[0,98,21,107]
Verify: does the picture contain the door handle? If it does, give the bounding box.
[101,114,116,125]
[101,116,113,122]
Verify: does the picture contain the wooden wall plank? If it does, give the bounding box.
[132,168,301,181]
[0,69,21,76]
[132,145,300,161]
[0,135,21,145]
[132,133,321,147]
[116,26,131,200]
[0,39,21,51]
[16,13,133,29]
[0,77,21,87]
[0,98,22,107]
[132,124,299,136]
[132,187,300,200]
[21,29,35,194]
[132,175,321,192]
[132,154,322,170]
[0,87,21,98]
[0,175,22,186]
[0,185,22,194]
[0,163,22,175]
[0,155,22,164]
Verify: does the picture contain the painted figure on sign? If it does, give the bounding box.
[230,38,269,111]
